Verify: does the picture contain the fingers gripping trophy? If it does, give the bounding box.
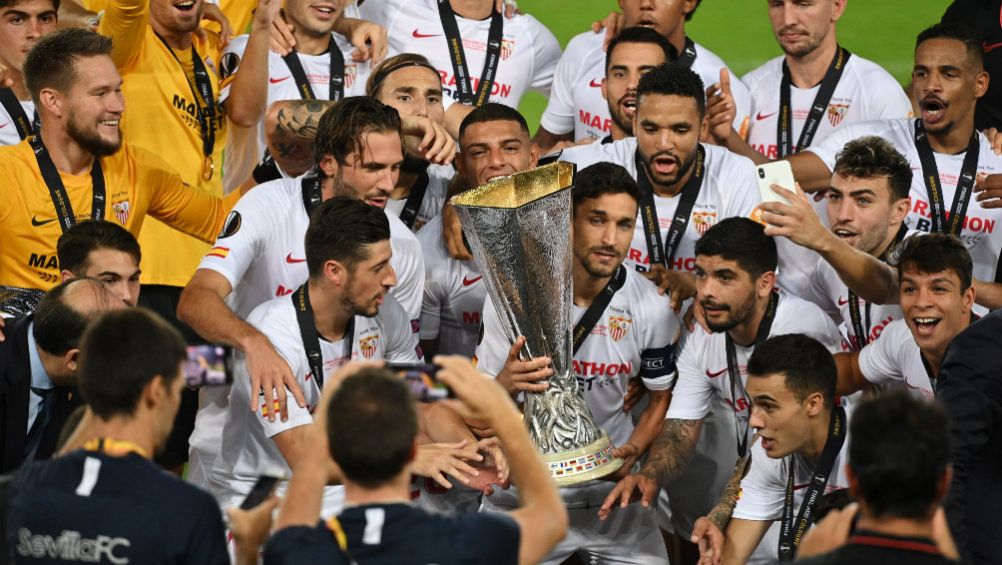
[452,162,623,485]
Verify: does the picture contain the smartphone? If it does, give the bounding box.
[183,345,232,388]
[239,474,282,510]
[756,161,795,206]
[387,363,452,402]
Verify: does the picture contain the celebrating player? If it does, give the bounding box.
[0,0,55,145]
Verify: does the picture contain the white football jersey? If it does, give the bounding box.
[744,55,911,297]
[188,174,426,487]
[0,96,34,146]
[218,33,370,192]
[559,139,761,273]
[667,294,841,431]
[857,318,936,400]
[384,164,453,232]
[540,30,751,140]
[743,54,911,160]
[359,0,561,108]
[475,268,680,447]
[416,215,486,357]
[806,119,1002,285]
[733,432,851,523]
[209,293,419,515]
[196,173,426,323]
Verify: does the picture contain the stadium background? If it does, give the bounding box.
[516,0,947,131]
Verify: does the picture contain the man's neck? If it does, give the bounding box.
[39,127,95,176]
[85,415,156,459]
[573,264,614,308]
[609,121,630,142]
[726,294,770,347]
[343,472,413,507]
[308,280,353,342]
[785,35,838,88]
[151,21,193,51]
[870,225,903,259]
[801,406,833,466]
[925,118,976,155]
[449,0,493,19]
[855,510,937,541]
[292,25,332,56]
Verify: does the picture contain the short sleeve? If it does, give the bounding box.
[419,267,444,341]
[388,220,427,323]
[382,298,423,362]
[263,525,350,565]
[803,122,866,172]
[722,153,763,219]
[524,15,562,96]
[857,320,910,386]
[196,188,278,288]
[537,34,588,135]
[638,289,680,391]
[804,264,841,322]
[732,439,786,521]
[217,34,249,102]
[664,332,714,419]
[472,296,511,378]
[246,308,315,436]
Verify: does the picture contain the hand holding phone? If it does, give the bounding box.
[387,363,453,402]
[756,161,795,206]
[240,474,282,510]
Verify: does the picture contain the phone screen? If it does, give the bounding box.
[388,363,451,402]
[183,345,232,388]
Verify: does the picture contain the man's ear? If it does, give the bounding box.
[38,87,63,119]
[60,270,75,283]
[143,374,167,410]
[323,259,348,286]
[805,391,826,417]
[757,271,777,298]
[62,348,81,376]
[318,153,339,178]
[528,142,540,167]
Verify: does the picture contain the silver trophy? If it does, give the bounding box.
[451,162,623,486]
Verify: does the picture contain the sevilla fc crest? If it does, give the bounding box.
[827,103,849,127]
[692,211,717,236]
[608,316,632,342]
[359,335,379,359]
[501,38,515,61]
[113,201,131,224]
[345,64,358,89]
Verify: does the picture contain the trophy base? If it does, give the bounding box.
[541,433,624,486]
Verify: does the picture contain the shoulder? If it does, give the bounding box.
[387,210,420,245]
[774,294,837,333]
[375,295,412,330]
[703,143,756,175]
[691,41,730,71]
[223,33,250,56]
[247,295,296,330]
[264,524,348,565]
[845,53,900,86]
[561,138,635,166]
[416,216,448,263]
[0,140,34,166]
[740,55,783,87]
[623,269,671,316]
[562,29,604,58]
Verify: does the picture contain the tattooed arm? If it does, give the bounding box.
[690,456,752,565]
[597,418,703,520]
[263,99,335,177]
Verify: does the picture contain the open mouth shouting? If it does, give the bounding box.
[649,153,678,177]
[920,96,948,126]
[911,316,942,338]
[174,0,197,13]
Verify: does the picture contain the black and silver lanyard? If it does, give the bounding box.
[29,135,105,232]
[675,37,697,68]
[571,265,627,355]
[777,405,847,561]
[292,283,353,391]
[282,38,345,102]
[777,46,850,158]
[437,0,503,107]
[846,224,907,350]
[156,34,217,172]
[398,170,430,230]
[913,119,980,236]
[0,87,36,140]
[726,291,779,458]
[301,170,323,215]
[635,145,705,269]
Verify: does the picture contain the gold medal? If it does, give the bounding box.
[201,155,214,181]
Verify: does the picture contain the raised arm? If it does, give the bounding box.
[221,0,282,128]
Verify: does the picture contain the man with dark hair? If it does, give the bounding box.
[796,392,956,565]
[419,103,539,361]
[57,221,142,307]
[761,22,1002,309]
[476,162,681,563]
[179,96,439,488]
[559,63,761,310]
[940,0,1002,131]
[5,307,229,565]
[715,333,849,563]
[831,234,975,400]
[752,136,915,351]
[0,0,57,146]
[0,28,242,319]
[0,278,124,471]
[599,218,839,559]
[368,55,457,232]
[259,357,567,565]
[535,0,749,151]
[209,196,432,529]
